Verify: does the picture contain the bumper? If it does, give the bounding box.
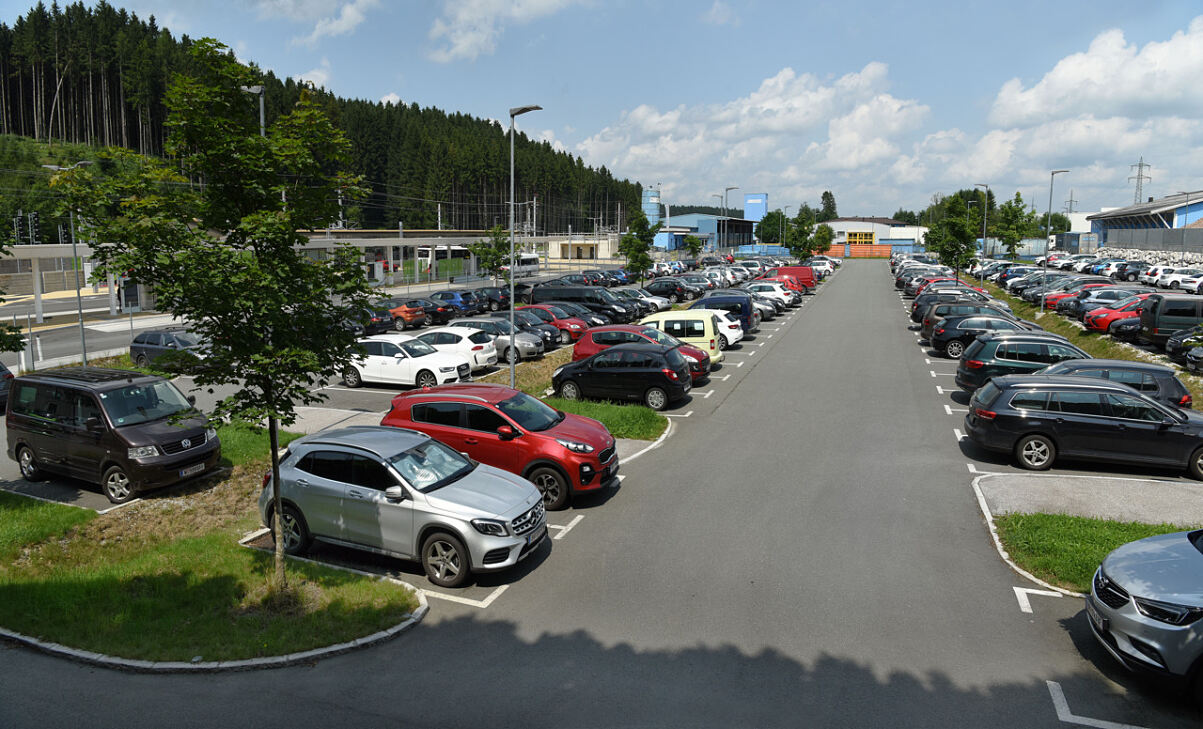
[473,519,549,572]
[128,440,222,491]
[1086,590,1196,683]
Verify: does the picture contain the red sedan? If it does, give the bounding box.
[1044,283,1112,309]
[1083,293,1156,332]
[518,304,590,345]
[572,324,711,383]
[913,277,987,297]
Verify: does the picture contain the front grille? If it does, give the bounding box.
[1094,569,1130,609]
[161,436,203,455]
[597,446,616,465]
[511,501,545,536]
[456,364,471,378]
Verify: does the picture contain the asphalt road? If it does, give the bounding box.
[0,261,1198,728]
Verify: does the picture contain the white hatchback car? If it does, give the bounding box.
[416,326,499,373]
[744,281,797,307]
[1160,268,1203,289]
[344,334,471,389]
[693,308,744,350]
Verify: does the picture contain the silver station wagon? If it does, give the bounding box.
[259,426,547,587]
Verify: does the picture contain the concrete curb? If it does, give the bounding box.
[0,530,429,673]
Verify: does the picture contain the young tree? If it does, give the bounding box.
[754,210,786,244]
[469,225,510,282]
[619,210,660,284]
[784,208,815,258]
[991,192,1040,259]
[682,234,704,259]
[818,191,838,222]
[926,197,976,275]
[812,224,834,256]
[51,39,371,591]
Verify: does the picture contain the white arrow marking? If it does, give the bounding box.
[550,514,584,541]
[1046,681,1149,729]
[1014,586,1063,614]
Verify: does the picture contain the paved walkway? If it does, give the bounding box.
[978,472,1203,527]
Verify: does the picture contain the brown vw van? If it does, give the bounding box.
[6,368,220,503]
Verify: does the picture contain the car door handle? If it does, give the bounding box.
[295,478,309,487]
[464,438,479,445]
[348,489,365,499]
[1054,418,1065,424]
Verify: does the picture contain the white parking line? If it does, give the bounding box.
[766,334,774,339]
[925,358,954,365]
[693,389,714,398]
[320,385,404,394]
[1013,585,1062,614]
[422,585,509,609]
[549,514,584,541]
[930,370,954,377]
[713,374,731,381]
[1046,681,1149,729]
[665,410,694,418]
[936,385,951,394]
[729,361,744,368]
[944,404,968,415]
[755,342,765,347]
[953,428,965,441]
[726,349,755,356]
[97,498,144,514]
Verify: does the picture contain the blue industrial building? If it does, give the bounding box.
[743,193,768,225]
[642,188,663,227]
[1088,191,1203,244]
[653,213,754,251]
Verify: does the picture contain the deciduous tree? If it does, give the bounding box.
[469,225,510,282]
[991,192,1040,259]
[682,234,703,259]
[619,210,659,284]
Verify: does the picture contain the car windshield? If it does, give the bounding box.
[99,380,195,427]
[514,311,541,326]
[490,319,516,334]
[640,328,683,347]
[547,306,570,319]
[400,340,438,357]
[596,289,619,303]
[173,332,202,348]
[388,439,474,493]
[498,392,563,432]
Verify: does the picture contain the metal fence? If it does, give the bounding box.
[1104,229,1203,252]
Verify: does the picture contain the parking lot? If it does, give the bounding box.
[2,260,1200,728]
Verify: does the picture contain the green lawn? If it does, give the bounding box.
[545,397,667,440]
[0,491,96,563]
[994,512,1184,593]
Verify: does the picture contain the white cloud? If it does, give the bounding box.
[293,57,331,88]
[380,92,401,106]
[538,129,567,153]
[282,0,379,46]
[990,16,1203,127]
[427,0,580,63]
[701,1,739,27]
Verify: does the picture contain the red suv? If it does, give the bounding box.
[572,324,711,383]
[380,383,618,510]
[519,304,590,344]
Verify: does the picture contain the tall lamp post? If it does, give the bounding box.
[508,104,541,389]
[781,205,792,249]
[963,199,978,283]
[975,182,990,256]
[239,85,265,137]
[42,160,94,365]
[1042,169,1070,314]
[711,194,723,252]
[724,186,739,251]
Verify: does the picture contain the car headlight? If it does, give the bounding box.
[556,438,595,453]
[128,445,159,458]
[681,353,698,363]
[205,428,218,442]
[568,324,581,330]
[440,366,458,373]
[471,518,510,537]
[1133,596,1203,625]
[553,366,565,377]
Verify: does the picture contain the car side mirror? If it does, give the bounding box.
[384,485,406,501]
[187,395,196,405]
[497,425,518,440]
[84,416,103,430]
[394,352,407,358]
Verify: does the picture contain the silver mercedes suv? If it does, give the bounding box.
[259,426,548,587]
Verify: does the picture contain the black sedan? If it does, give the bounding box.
[930,315,1033,358]
[474,286,512,312]
[409,297,457,325]
[553,342,691,411]
[965,374,1203,477]
[644,277,702,303]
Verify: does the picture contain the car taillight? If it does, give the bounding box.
[437,307,446,312]
[261,470,272,489]
[472,345,483,351]
[1181,394,1193,408]
[934,327,945,335]
[710,339,716,349]
[966,360,984,369]
[662,367,679,382]
[973,408,996,420]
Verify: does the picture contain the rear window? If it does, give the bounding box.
[1009,390,1049,410]
[972,380,1001,408]
[1162,300,1198,318]
[468,331,492,344]
[665,349,686,369]
[963,339,987,360]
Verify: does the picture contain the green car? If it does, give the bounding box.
[954,331,1089,392]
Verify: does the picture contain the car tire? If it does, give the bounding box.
[559,380,581,400]
[102,465,135,504]
[668,294,679,304]
[277,505,312,555]
[416,370,437,388]
[421,531,470,588]
[343,366,363,388]
[685,292,696,301]
[718,334,728,351]
[134,353,149,368]
[17,446,45,482]
[529,466,570,510]
[644,386,669,411]
[945,340,966,359]
[395,319,407,331]
[559,330,572,345]
[1127,273,1137,282]
[489,301,499,311]
[1188,447,1203,481]
[502,346,517,365]
[1173,282,1181,289]
[1015,434,1056,471]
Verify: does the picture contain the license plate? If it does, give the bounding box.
[179,463,205,478]
[527,524,546,545]
[1086,598,1108,633]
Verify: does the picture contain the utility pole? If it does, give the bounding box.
[1064,190,1077,214]
[1129,157,1152,204]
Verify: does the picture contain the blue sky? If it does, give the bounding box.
[5,0,1201,218]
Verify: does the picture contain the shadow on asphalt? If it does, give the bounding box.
[956,438,1192,482]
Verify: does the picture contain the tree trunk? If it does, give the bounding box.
[268,413,287,589]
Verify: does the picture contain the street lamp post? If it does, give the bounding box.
[1042,170,1070,314]
[963,199,978,283]
[508,104,541,389]
[240,85,265,137]
[782,205,792,249]
[42,160,93,365]
[975,183,990,256]
[724,186,739,251]
[711,194,722,252]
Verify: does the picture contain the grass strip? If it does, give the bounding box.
[994,512,1184,593]
[0,491,96,563]
[543,397,666,440]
